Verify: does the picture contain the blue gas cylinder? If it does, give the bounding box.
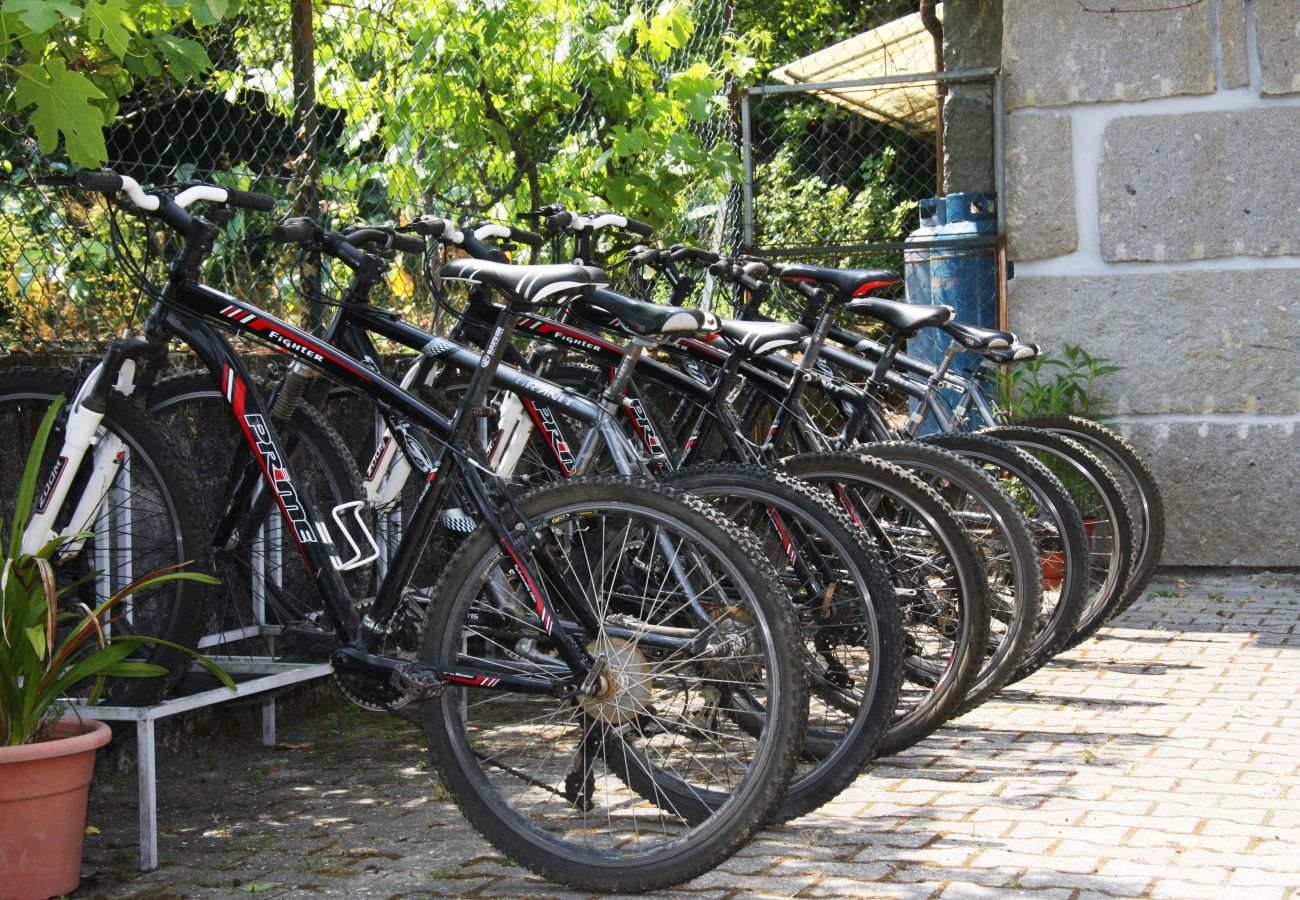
[903,197,944,306]
[903,192,999,429]
[913,191,998,373]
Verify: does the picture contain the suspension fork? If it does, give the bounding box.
[22,337,161,557]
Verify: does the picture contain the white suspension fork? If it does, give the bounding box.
[487,392,535,478]
[22,362,136,558]
[362,363,420,508]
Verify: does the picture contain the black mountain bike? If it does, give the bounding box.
[5,171,810,892]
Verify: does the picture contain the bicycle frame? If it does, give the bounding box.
[33,252,661,697]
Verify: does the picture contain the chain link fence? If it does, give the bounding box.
[1,0,737,353]
[733,0,1006,341]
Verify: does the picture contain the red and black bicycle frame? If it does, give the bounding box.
[149,275,603,696]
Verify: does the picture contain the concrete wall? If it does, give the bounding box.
[1001,0,1300,566]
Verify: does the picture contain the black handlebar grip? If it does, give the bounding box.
[223,188,276,212]
[74,170,124,193]
[268,217,319,244]
[403,216,449,238]
[621,216,653,238]
[508,226,544,247]
[737,272,764,294]
[459,230,505,262]
[343,228,390,246]
[545,210,575,235]
[391,232,425,254]
[670,245,720,265]
[323,232,366,268]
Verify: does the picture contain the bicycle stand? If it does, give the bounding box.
[71,654,332,871]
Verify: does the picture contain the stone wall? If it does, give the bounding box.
[1001,0,1300,566]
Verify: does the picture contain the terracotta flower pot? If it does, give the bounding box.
[1041,549,1065,590]
[0,717,112,900]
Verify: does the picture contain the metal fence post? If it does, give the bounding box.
[741,90,754,249]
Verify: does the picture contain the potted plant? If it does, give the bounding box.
[0,398,231,900]
[996,343,1122,423]
[997,344,1122,572]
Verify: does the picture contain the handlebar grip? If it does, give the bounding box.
[224,188,276,212]
[391,232,426,254]
[403,216,450,238]
[268,217,319,244]
[323,232,366,268]
[74,170,124,193]
[621,216,653,238]
[346,227,424,253]
[670,245,720,265]
[508,226,544,247]
[545,211,574,235]
[737,272,764,294]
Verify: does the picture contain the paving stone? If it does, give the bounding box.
[1005,111,1076,261]
[1007,269,1300,417]
[1218,0,1250,88]
[73,579,1300,899]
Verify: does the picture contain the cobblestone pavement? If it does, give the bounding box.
[75,574,1300,899]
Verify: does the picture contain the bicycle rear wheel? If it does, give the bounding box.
[1014,414,1165,621]
[918,432,1089,682]
[982,426,1136,649]
[0,367,212,705]
[858,441,1041,714]
[663,463,904,823]
[419,475,808,892]
[778,452,991,756]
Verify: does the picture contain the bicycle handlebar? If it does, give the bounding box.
[542,209,654,239]
[343,227,425,255]
[263,217,321,245]
[73,169,275,213]
[471,223,544,247]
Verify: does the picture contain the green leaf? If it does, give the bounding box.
[189,0,231,26]
[2,0,81,33]
[96,661,169,677]
[7,396,63,560]
[83,0,136,58]
[12,58,108,166]
[24,625,45,659]
[669,63,721,122]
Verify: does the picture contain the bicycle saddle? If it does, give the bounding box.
[942,320,1014,351]
[441,259,606,305]
[844,296,953,334]
[778,263,900,298]
[714,318,808,357]
[982,341,1041,365]
[575,288,720,338]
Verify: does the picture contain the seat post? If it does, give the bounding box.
[903,341,962,436]
[599,338,653,413]
[866,329,906,391]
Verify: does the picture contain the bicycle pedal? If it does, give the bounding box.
[391,662,445,700]
[438,506,478,533]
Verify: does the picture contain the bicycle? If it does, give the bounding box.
[6,171,810,891]
[424,213,993,755]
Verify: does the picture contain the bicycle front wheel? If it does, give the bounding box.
[418,475,808,892]
[0,367,212,705]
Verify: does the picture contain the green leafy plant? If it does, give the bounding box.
[0,396,233,746]
[998,344,1122,422]
[2,0,234,167]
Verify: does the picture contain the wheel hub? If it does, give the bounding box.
[577,638,652,725]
